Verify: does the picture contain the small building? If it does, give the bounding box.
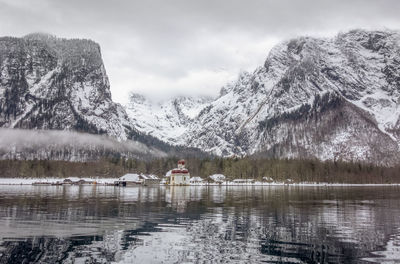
[63,179,73,185]
[190,177,203,184]
[262,177,274,183]
[115,173,142,186]
[141,174,160,185]
[115,173,160,186]
[170,160,190,185]
[208,174,226,183]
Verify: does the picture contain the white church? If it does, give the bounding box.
[169,160,190,185]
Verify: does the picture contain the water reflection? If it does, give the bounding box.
[0,185,399,263]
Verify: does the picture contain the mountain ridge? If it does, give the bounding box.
[128,29,400,165]
[125,93,213,144]
[1,30,399,165]
[0,33,207,160]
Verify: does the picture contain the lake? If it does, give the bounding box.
[0,185,399,263]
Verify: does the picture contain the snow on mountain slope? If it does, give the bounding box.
[0,33,205,160]
[125,93,212,144]
[2,30,399,164]
[0,33,135,140]
[181,29,400,165]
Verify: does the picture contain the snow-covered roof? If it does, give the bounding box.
[209,174,226,181]
[119,173,140,182]
[120,173,159,181]
[145,174,159,180]
[263,177,274,181]
[165,170,172,177]
[171,168,189,174]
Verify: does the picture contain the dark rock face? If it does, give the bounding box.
[0,33,132,139]
[125,93,213,145]
[181,30,400,165]
[2,30,400,165]
[0,33,207,160]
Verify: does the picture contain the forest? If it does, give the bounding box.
[0,157,399,184]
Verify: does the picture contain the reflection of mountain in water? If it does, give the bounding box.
[0,186,400,263]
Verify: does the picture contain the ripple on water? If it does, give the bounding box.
[0,185,399,263]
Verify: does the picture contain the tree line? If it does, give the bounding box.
[0,157,399,184]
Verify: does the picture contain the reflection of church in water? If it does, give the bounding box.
[166,186,192,213]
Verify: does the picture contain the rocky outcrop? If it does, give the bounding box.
[0,33,205,160]
[128,30,400,165]
[2,30,399,164]
[182,30,400,165]
[0,33,134,139]
[125,94,212,144]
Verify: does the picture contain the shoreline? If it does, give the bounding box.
[0,178,399,187]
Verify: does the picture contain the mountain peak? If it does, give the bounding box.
[2,29,399,164]
[0,34,129,140]
[125,93,213,144]
[177,29,400,164]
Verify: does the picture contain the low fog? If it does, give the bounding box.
[0,128,167,161]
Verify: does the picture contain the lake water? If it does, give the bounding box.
[0,186,399,264]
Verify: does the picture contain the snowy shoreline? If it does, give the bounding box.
[0,177,399,187]
[0,177,116,186]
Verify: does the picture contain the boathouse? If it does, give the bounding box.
[208,174,226,183]
[190,177,203,184]
[115,173,160,186]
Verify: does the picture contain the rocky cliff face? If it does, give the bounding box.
[128,30,400,165]
[126,94,212,144]
[0,33,134,139]
[2,30,399,164]
[0,33,206,160]
[182,30,400,165]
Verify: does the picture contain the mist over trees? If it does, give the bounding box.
[0,128,167,161]
[0,128,209,161]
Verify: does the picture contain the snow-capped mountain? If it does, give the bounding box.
[128,29,400,165]
[1,30,400,164]
[126,94,212,145]
[181,29,400,164]
[0,33,203,160]
[0,33,134,139]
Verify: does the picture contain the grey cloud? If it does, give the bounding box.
[1,0,399,103]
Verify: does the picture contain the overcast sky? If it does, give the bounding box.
[1,0,400,104]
